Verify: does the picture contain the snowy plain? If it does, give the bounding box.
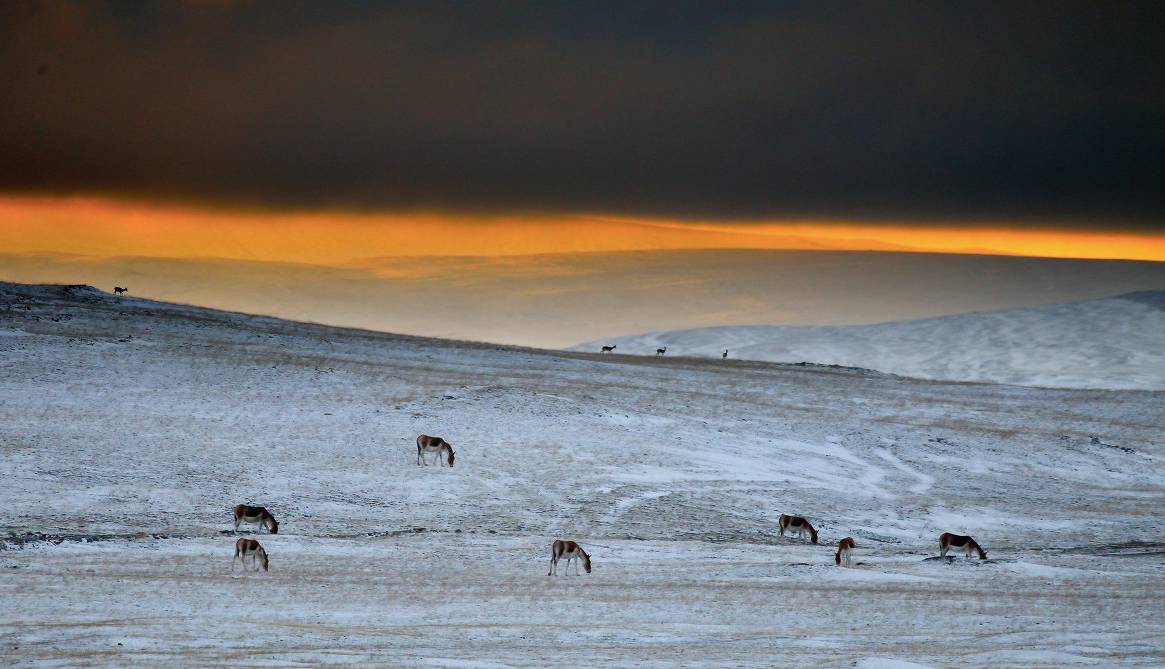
[1,282,1163,667]
[576,291,1165,390]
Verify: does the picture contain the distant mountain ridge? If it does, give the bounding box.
[575,292,1165,390]
[4,248,1165,348]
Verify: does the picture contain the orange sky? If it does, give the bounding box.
[2,195,1164,264]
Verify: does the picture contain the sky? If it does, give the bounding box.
[2,2,1164,344]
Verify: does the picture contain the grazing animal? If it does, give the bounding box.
[113,286,128,294]
[778,514,819,543]
[722,349,728,359]
[601,345,616,353]
[232,538,269,572]
[939,532,987,560]
[547,539,591,576]
[835,537,856,566]
[656,347,667,356]
[416,434,455,467]
[233,504,279,534]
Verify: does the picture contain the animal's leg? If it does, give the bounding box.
[548,557,555,576]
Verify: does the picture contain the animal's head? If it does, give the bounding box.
[977,546,987,560]
[810,527,819,544]
[447,447,455,467]
[269,518,279,534]
[581,551,592,573]
[834,551,841,565]
[261,551,270,571]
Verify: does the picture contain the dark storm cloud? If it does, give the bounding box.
[2,1,1164,227]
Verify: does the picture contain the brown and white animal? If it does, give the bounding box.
[113,286,128,294]
[656,347,667,356]
[835,537,856,566]
[939,532,987,560]
[547,539,591,576]
[601,345,616,353]
[232,538,269,572]
[778,514,818,543]
[233,504,279,534]
[416,434,455,467]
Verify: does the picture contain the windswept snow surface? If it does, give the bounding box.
[2,283,1164,667]
[576,291,1165,390]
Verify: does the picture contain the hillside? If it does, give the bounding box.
[577,291,1165,390]
[1,283,1162,667]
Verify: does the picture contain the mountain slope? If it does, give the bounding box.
[1,282,1162,666]
[576,292,1165,390]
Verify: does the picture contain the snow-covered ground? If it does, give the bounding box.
[576,291,1165,390]
[2,282,1163,667]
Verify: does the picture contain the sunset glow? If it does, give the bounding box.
[4,196,1164,264]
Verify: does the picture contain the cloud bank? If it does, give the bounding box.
[2,2,1163,227]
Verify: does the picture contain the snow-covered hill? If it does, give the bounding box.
[576,291,1165,390]
[2,283,1163,667]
